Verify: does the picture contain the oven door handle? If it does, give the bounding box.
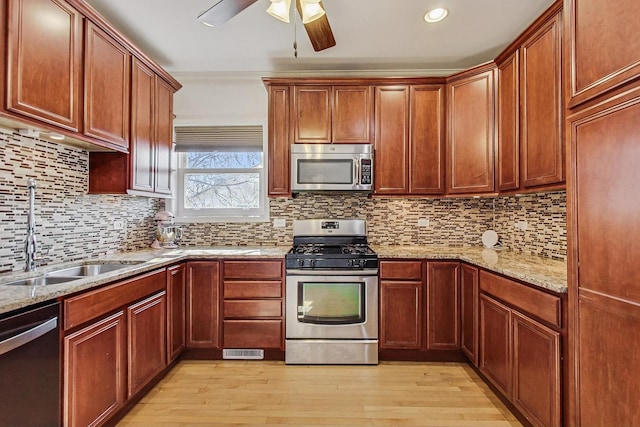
[286,269,378,276]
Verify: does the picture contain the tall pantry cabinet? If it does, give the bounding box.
[565,0,640,425]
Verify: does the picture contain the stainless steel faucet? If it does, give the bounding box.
[25,178,37,272]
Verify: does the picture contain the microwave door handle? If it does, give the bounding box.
[354,159,360,186]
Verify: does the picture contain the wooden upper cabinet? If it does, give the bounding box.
[267,85,291,196]
[130,58,155,194]
[375,86,410,194]
[6,0,82,131]
[447,66,496,194]
[332,86,373,143]
[293,86,332,143]
[409,85,445,194]
[154,76,173,195]
[128,58,174,196]
[293,85,373,144]
[84,21,130,149]
[566,0,640,107]
[497,51,520,191]
[520,10,564,188]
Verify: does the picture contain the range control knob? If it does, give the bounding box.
[298,259,305,267]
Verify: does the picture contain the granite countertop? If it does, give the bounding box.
[0,244,566,316]
[372,245,567,294]
[0,246,290,316]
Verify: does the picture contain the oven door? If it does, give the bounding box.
[285,271,378,340]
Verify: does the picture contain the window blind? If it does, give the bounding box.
[174,125,263,152]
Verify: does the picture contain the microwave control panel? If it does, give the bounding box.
[360,159,372,185]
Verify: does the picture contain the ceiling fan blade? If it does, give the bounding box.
[198,0,258,27]
[295,0,336,52]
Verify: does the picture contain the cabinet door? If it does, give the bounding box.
[293,86,331,143]
[223,319,283,349]
[6,0,82,131]
[154,76,174,195]
[379,280,423,349]
[332,86,372,143]
[267,85,291,196]
[167,264,186,362]
[566,0,640,106]
[84,21,130,149]
[127,292,167,398]
[569,87,640,426]
[426,262,460,350]
[186,261,221,348]
[479,294,511,397]
[512,312,561,427]
[130,58,155,193]
[520,11,563,188]
[460,264,479,365]
[410,85,445,194]
[374,86,409,194]
[64,312,126,427]
[497,51,520,191]
[447,69,496,194]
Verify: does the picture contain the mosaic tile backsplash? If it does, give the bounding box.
[178,192,567,260]
[0,129,161,273]
[0,129,566,272]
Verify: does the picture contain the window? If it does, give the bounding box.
[170,125,268,222]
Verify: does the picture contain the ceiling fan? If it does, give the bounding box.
[197,0,336,52]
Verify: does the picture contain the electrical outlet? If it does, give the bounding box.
[113,220,124,230]
[417,218,430,227]
[514,220,528,231]
[273,218,286,228]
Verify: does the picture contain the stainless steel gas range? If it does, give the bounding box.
[285,219,378,365]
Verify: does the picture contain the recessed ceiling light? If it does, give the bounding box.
[424,7,448,23]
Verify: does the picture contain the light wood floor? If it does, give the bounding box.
[117,361,522,427]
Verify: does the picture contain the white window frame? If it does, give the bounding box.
[167,124,269,223]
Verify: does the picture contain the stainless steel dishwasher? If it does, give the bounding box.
[0,301,60,426]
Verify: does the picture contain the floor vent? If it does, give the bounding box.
[223,349,264,360]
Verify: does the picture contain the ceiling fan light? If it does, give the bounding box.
[301,0,325,24]
[267,0,291,23]
[424,7,448,23]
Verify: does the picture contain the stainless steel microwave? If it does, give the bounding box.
[290,144,374,192]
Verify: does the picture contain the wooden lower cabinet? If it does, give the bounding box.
[512,311,561,427]
[460,263,479,365]
[426,262,460,350]
[479,294,512,396]
[222,260,285,353]
[186,261,221,349]
[480,292,561,427]
[379,259,461,358]
[64,312,127,427]
[167,263,186,361]
[62,269,168,427]
[127,292,167,398]
[379,280,423,349]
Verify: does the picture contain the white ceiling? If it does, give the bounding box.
[84,0,555,77]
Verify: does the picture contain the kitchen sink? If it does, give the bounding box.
[3,276,79,287]
[2,261,144,287]
[46,262,139,277]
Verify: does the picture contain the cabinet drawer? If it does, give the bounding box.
[479,270,561,328]
[223,281,282,299]
[223,260,283,280]
[380,261,423,280]
[224,300,282,318]
[64,269,166,330]
[223,320,283,349]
